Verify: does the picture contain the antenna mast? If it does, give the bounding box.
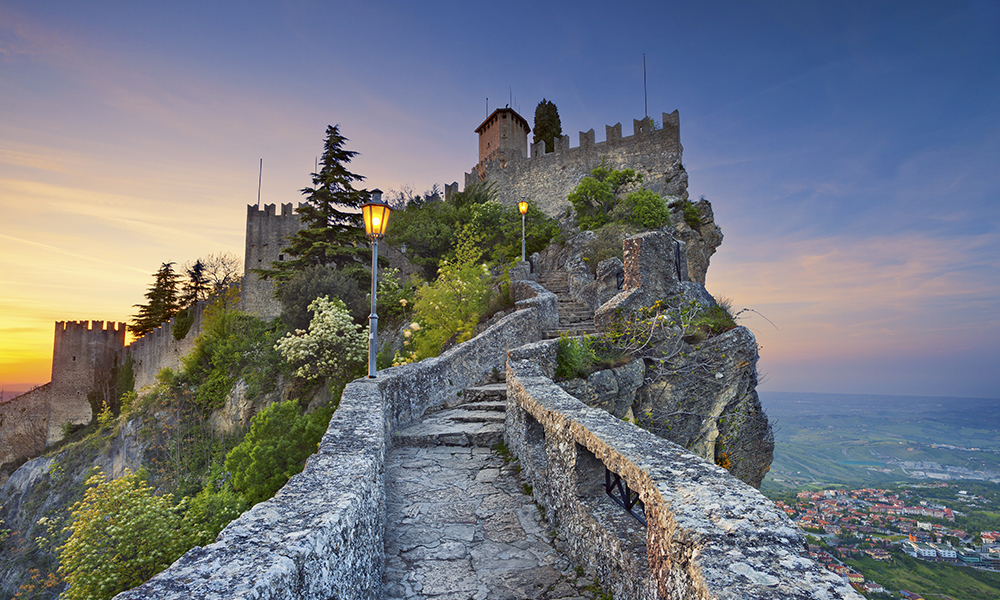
[643,53,648,119]
[257,158,262,208]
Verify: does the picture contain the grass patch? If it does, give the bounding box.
[845,550,1000,600]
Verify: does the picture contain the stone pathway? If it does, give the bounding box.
[383,446,603,600]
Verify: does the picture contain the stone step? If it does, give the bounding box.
[393,418,504,448]
[462,383,507,403]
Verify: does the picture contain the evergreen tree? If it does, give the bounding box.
[130,262,182,337]
[262,125,373,285]
[533,98,562,154]
[182,259,210,307]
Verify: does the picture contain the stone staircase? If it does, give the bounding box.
[535,270,597,338]
[392,381,507,448]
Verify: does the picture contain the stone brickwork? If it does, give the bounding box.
[241,202,302,319]
[466,111,688,217]
[504,343,863,600]
[0,384,50,471]
[48,321,126,443]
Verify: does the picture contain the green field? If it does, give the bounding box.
[845,550,1000,600]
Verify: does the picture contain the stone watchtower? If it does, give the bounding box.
[47,320,126,443]
[475,107,531,174]
[241,203,303,319]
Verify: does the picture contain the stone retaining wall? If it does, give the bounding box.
[505,340,863,600]
[113,290,557,599]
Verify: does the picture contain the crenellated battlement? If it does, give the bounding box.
[466,110,688,217]
[55,320,128,335]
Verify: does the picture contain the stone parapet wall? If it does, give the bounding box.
[126,296,212,390]
[504,341,863,600]
[0,384,50,471]
[114,295,556,599]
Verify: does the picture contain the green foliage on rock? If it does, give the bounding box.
[533,98,563,154]
[224,400,334,506]
[178,303,284,411]
[614,188,671,230]
[670,198,702,228]
[58,470,196,600]
[567,165,644,230]
[555,335,596,380]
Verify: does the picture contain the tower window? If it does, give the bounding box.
[279,254,284,261]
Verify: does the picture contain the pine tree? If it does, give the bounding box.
[262,125,374,285]
[130,262,182,337]
[533,99,563,154]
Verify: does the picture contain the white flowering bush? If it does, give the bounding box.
[274,296,367,382]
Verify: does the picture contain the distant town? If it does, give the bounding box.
[772,484,1000,597]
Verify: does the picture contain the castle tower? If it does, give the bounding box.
[47,320,126,443]
[475,107,530,166]
[241,203,303,319]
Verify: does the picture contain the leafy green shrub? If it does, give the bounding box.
[554,335,596,380]
[184,468,248,546]
[224,400,334,506]
[278,264,368,330]
[58,470,196,600]
[274,296,367,383]
[615,188,670,229]
[409,227,493,359]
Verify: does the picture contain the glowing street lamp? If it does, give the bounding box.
[518,198,529,262]
[362,189,391,378]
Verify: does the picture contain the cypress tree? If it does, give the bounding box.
[130,262,182,337]
[533,99,563,154]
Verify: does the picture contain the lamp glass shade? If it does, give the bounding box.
[362,202,391,237]
[518,200,529,215]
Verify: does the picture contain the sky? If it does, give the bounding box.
[1,1,997,399]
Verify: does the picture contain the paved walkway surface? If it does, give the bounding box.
[383,444,602,600]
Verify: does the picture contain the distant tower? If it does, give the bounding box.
[47,320,126,443]
[242,203,303,319]
[475,107,531,167]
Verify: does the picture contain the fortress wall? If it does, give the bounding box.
[126,298,211,390]
[504,341,863,600]
[466,111,688,217]
[0,384,50,469]
[242,203,302,319]
[48,321,126,444]
[114,287,557,600]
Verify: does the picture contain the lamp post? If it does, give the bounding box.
[362,189,391,378]
[518,198,529,262]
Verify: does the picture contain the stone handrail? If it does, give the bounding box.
[505,339,863,600]
[114,288,556,600]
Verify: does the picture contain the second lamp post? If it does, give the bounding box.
[518,198,529,262]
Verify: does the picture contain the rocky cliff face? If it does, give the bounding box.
[534,200,773,488]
